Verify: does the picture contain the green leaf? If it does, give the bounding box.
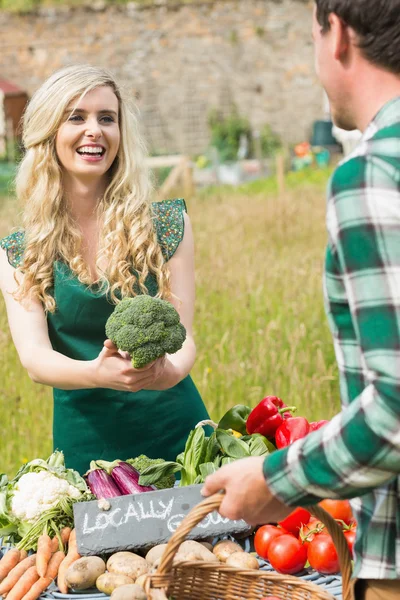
[139,461,181,487]
[221,457,236,466]
[248,437,270,456]
[182,427,206,484]
[216,429,251,458]
[179,467,190,487]
[176,452,185,466]
[240,433,276,452]
[204,432,220,463]
[213,455,222,468]
[0,489,16,536]
[199,462,219,479]
[47,451,65,468]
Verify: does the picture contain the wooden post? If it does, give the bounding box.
[6,117,15,163]
[276,153,285,197]
[157,161,184,201]
[181,156,194,199]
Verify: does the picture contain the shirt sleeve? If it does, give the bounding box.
[263,153,400,505]
[151,199,186,261]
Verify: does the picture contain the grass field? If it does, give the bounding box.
[0,167,340,477]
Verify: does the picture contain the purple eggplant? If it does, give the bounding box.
[85,461,123,498]
[96,460,156,494]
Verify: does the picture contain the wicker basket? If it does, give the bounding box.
[145,493,354,600]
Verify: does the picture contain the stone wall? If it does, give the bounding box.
[0,0,325,155]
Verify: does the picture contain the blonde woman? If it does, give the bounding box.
[0,65,209,474]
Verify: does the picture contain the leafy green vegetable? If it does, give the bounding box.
[241,434,276,456]
[199,462,219,479]
[216,429,251,459]
[139,461,181,487]
[204,431,220,463]
[127,455,175,489]
[0,451,92,550]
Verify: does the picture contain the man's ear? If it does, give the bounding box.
[329,13,352,64]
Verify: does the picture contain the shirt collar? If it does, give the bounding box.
[363,96,400,142]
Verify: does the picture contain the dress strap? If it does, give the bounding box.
[0,231,25,268]
[152,198,187,261]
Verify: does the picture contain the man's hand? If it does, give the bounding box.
[201,456,293,525]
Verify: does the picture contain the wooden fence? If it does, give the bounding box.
[146,155,194,200]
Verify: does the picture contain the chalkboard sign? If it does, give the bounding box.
[74,484,251,555]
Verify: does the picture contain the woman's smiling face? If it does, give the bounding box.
[55,85,120,181]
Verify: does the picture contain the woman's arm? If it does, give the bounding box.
[140,212,198,390]
[0,249,157,392]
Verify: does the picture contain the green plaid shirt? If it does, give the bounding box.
[263,97,400,580]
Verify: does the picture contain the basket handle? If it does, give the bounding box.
[156,493,353,600]
[307,503,353,600]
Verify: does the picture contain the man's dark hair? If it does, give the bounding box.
[315,0,400,74]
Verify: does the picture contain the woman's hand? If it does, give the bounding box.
[141,356,183,391]
[91,340,182,392]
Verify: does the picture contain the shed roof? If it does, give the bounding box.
[0,78,26,95]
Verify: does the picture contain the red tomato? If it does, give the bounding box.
[308,534,340,574]
[278,507,311,536]
[344,529,357,556]
[268,534,308,575]
[301,520,324,542]
[319,499,353,524]
[254,525,286,560]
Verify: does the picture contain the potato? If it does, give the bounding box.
[134,574,149,589]
[110,583,146,600]
[174,540,218,563]
[145,544,168,566]
[226,552,260,570]
[65,556,106,590]
[213,540,244,563]
[107,552,149,581]
[200,542,213,552]
[96,573,134,595]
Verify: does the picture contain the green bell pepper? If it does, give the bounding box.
[218,404,251,435]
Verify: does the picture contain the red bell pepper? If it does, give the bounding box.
[246,396,295,439]
[309,420,329,432]
[275,417,310,448]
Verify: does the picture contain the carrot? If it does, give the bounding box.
[36,534,52,578]
[49,537,59,554]
[20,576,52,600]
[0,556,36,595]
[20,552,65,600]
[44,551,64,580]
[57,530,80,594]
[50,526,72,553]
[17,552,27,564]
[5,566,39,600]
[60,527,72,546]
[0,550,20,583]
[66,529,77,555]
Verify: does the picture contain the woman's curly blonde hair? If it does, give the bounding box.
[14,64,170,312]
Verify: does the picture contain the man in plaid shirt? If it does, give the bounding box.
[202,1,400,597]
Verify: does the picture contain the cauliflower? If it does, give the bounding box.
[105,295,186,368]
[11,470,81,523]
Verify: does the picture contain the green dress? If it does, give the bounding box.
[0,199,209,474]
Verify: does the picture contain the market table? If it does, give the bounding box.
[1,542,343,600]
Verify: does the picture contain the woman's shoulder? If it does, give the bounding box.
[0,230,25,268]
[151,198,187,261]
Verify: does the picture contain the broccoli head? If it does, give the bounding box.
[105,295,186,368]
[127,455,175,489]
